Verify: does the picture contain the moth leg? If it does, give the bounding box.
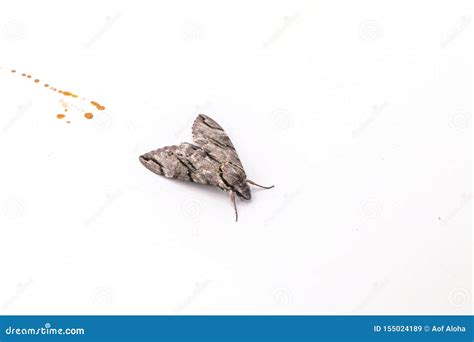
[229,191,238,222]
[247,180,275,189]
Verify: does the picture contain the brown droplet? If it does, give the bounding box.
[21,73,26,77]
[61,91,78,98]
[27,75,31,78]
[90,101,105,111]
[34,79,40,83]
[84,113,94,119]
[44,84,49,87]
[66,121,71,124]
[11,70,16,73]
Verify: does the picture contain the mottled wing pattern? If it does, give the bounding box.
[192,114,245,171]
[139,142,229,189]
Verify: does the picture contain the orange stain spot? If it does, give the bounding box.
[90,101,105,111]
[61,91,78,98]
[84,113,94,119]
[57,114,66,119]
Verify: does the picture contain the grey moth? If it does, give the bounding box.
[139,114,274,221]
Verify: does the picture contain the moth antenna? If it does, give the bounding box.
[247,180,275,190]
[230,191,238,222]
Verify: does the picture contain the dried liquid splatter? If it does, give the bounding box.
[1,66,107,124]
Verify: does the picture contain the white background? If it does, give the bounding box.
[0,0,471,314]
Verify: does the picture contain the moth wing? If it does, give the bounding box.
[139,142,225,187]
[192,114,245,171]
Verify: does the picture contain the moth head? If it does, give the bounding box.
[220,162,252,200]
[235,181,251,200]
